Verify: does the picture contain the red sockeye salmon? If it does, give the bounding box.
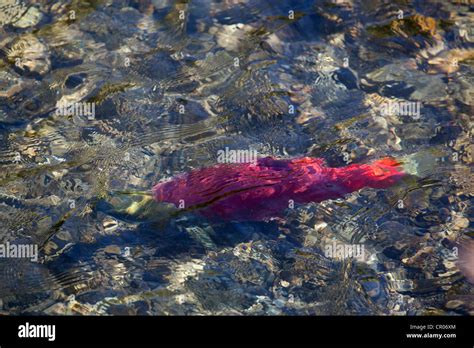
[152,156,406,221]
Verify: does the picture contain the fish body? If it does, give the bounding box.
[152,156,406,222]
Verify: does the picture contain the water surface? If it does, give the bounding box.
[0,0,472,315]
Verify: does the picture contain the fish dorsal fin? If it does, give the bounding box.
[291,157,326,166]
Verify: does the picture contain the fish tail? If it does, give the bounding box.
[370,147,447,178]
[396,148,447,177]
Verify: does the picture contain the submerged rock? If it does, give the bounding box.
[0,0,27,27]
[6,34,51,76]
[12,6,43,28]
[0,70,23,98]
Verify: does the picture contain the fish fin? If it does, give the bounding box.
[291,156,326,166]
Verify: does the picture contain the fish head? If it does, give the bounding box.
[96,191,179,224]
